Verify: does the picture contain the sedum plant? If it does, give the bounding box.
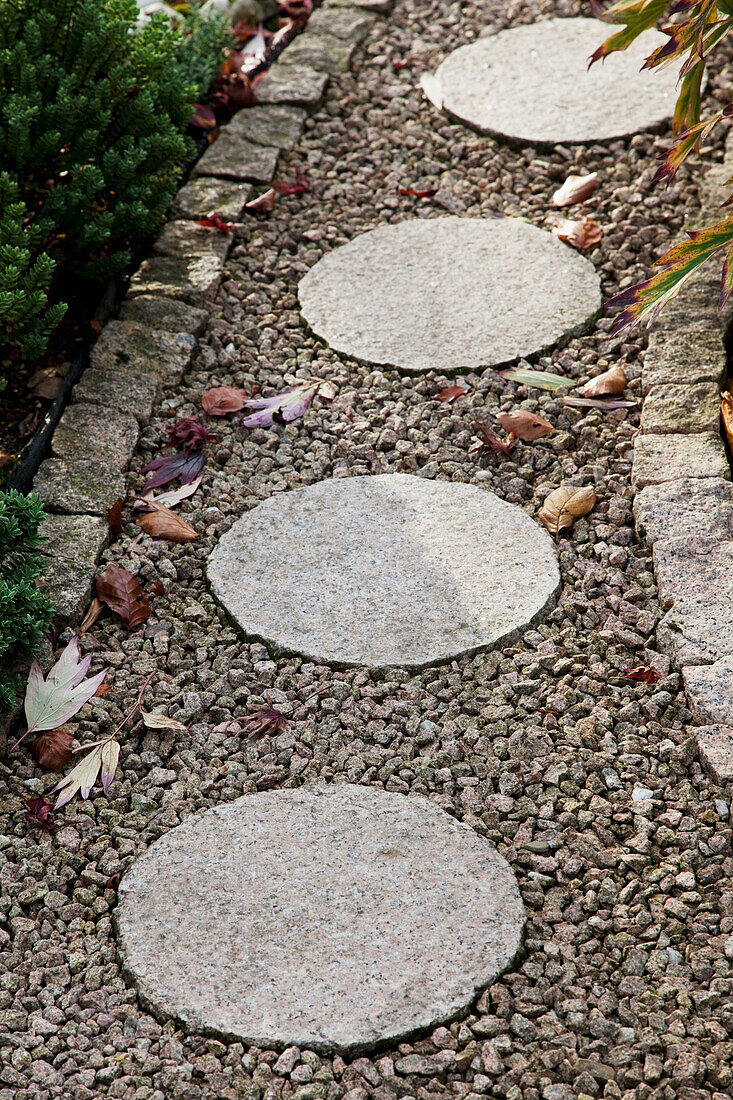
[591,0,733,329]
[0,0,228,362]
[0,490,53,712]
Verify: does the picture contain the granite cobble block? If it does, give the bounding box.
[694,725,733,784]
[152,222,233,263]
[227,105,306,149]
[254,65,329,110]
[127,253,224,304]
[309,6,376,39]
[684,659,733,726]
[634,478,733,545]
[52,403,139,469]
[38,514,109,625]
[631,432,730,489]
[654,536,733,667]
[192,131,280,184]
[33,457,126,516]
[640,382,720,435]
[642,329,725,394]
[170,178,253,222]
[280,32,356,73]
[118,295,208,336]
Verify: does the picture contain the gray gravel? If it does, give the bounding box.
[3,0,733,1098]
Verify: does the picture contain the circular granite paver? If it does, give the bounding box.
[206,473,560,668]
[116,784,526,1053]
[435,18,680,145]
[298,216,601,373]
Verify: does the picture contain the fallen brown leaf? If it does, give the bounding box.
[241,705,288,738]
[538,485,596,536]
[580,365,627,398]
[245,188,277,213]
[625,665,662,685]
[31,727,73,772]
[80,596,105,633]
[26,795,57,832]
[552,172,598,207]
[96,566,150,628]
[107,497,124,533]
[553,216,602,251]
[136,503,198,543]
[94,683,112,697]
[722,391,733,449]
[202,385,249,415]
[0,451,13,468]
[439,385,468,403]
[472,420,514,457]
[27,366,64,399]
[497,409,554,442]
[140,709,188,732]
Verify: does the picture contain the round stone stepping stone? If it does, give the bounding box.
[298,216,600,373]
[207,473,560,668]
[434,18,680,145]
[116,784,526,1053]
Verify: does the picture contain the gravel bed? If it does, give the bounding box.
[3,1,733,1098]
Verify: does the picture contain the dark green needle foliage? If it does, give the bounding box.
[0,489,53,712]
[0,0,227,361]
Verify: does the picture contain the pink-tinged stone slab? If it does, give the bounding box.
[206,474,560,668]
[298,217,600,373]
[116,785,525,1053]
[434,19,680,145]
[695,726,733,784]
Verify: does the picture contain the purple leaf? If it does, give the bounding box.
[241,382,320,428]
[140,450,206,492]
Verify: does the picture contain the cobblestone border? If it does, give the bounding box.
[632,131,733,784]
[29,0,391,628]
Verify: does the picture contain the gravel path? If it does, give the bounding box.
[3,1,733,1098]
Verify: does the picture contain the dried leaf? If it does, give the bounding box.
[100,739,120,793]
[31,727,73,772]
[580,365,627,398]
[107,497,123,533]
[51,744,103,809]
[538,485,596,536]
[140,450,206,492]
[136,503,198,543]
[419,72,443,110]
[439,385,468,403]
[26,796,57,832]
[167,418,218,454]
[722,391,733,449]
[399,186,438,198]
[563,395,636,409]
[553,216,602,251]
[80,596,105,633]
[94,683,112,697]
[274,168,309,196]
[552,173,599,207]
[202,386,248,415]
[241,382,320,428]
[0,450,14,468]
[501,366,571,390]
[393,55,415,71]
[198,212,233,233]
[497,409,554,442]
[148,579,165,597]
[96,566,150,629]
[241,705,288,738]
[245,188,277,213]
[20,638,107,743]
[136,474,203,510]
[625,665,662,685]
[140,709,188,731]
[27,366,64,399]
[472,421,514,457]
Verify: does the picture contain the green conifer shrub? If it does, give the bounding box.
[0,490,53,712]
[0,0,228,361]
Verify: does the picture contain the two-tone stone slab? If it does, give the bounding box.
[116,785,525,1053]
[434,18,679,145]
[298,217,600,373]
[207,474,560,668]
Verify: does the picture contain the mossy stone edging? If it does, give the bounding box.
[632,131,733,784]
[27,0,390,629]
